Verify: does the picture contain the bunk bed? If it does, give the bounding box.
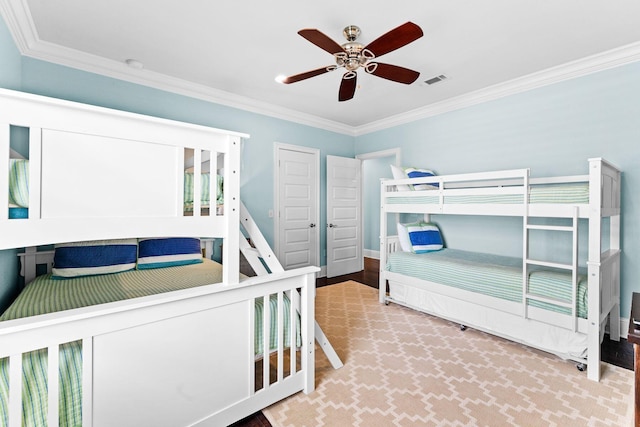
[0,88,318,426]
[379,161,621,382]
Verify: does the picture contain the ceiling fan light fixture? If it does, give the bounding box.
[283,22,423,101]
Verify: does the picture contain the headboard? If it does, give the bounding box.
[1,88,248,283]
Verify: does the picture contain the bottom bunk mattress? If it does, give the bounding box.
[385,248,588,318]
[0,259,299,427]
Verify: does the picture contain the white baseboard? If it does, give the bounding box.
[620,317,629,339]
[363,249,379,260]
[317,265,327,278]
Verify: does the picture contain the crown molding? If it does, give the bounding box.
[354,41,640,136]
[2,0,639,138]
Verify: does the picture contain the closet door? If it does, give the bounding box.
[326,155,362,278]
[275,145,319,270]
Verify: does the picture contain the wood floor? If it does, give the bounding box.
[231,257,634,427]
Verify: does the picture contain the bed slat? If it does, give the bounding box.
[262,294,270,390]
[82,337,93,427]
[48,345,60,427]
[0,123,8,221]
[276,291,284,382]
[27,127,42,220]
[9,353,22,427]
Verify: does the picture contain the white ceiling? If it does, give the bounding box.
[2,0,640,135]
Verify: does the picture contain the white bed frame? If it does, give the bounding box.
[0,88,318,426]
[379,160,621,382]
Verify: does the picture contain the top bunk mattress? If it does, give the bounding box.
[0,258,224,322]
[385,248,588,318]
[385,182,589,205]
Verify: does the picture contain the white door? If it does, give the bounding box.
[276,146,319,270]
[326,155,362,278]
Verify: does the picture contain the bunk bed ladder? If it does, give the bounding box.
[239,201,344,369]
[523,207,580,331]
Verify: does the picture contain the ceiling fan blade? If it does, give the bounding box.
[298,29,346,55]
[338,72,357,102]
[363,22,423,58]
[282,66,336,84]
[366,62,420,84]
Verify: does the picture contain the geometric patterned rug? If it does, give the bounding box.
[263,281,634,427]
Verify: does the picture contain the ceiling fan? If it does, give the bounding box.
[282,22,424,101]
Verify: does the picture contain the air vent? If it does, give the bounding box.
[424,74,448,85]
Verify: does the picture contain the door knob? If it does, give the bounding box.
[309,223,316,228]
[328,223,337,228]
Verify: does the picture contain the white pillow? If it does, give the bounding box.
[390,164,411,191]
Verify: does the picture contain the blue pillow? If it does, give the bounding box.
[52,239,138,278]
[406,223,443,253]
[137,237,203,270]
[404,167,439,190]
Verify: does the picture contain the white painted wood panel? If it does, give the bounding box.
[93,301,250,427]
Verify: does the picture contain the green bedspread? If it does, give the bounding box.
[386,249,588,318]
[0,260,299,427]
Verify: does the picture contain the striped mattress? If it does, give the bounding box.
[0,260,298,427]
[385,249,588,318]
[386,182,589,205]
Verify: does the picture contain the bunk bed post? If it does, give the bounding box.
[608,164,622,342]
[0,124,8,221]
[300,270,316,393]
[522,169,530,319]
[222,135,241,285]
[379,179,388,304]
[587,158,603,381]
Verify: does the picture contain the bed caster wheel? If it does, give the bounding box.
[460,325,467,331]
[384,300,390,306]
[576,363,586,372]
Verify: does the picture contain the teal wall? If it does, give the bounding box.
[355,61,640,315]
[362,155,393,252]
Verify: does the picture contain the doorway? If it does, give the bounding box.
[357,148,401,260]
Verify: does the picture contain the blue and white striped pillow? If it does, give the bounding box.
[137,237,203,270]
[406,223,443,253]
[404,167,438,190]
[52,239,138,278]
